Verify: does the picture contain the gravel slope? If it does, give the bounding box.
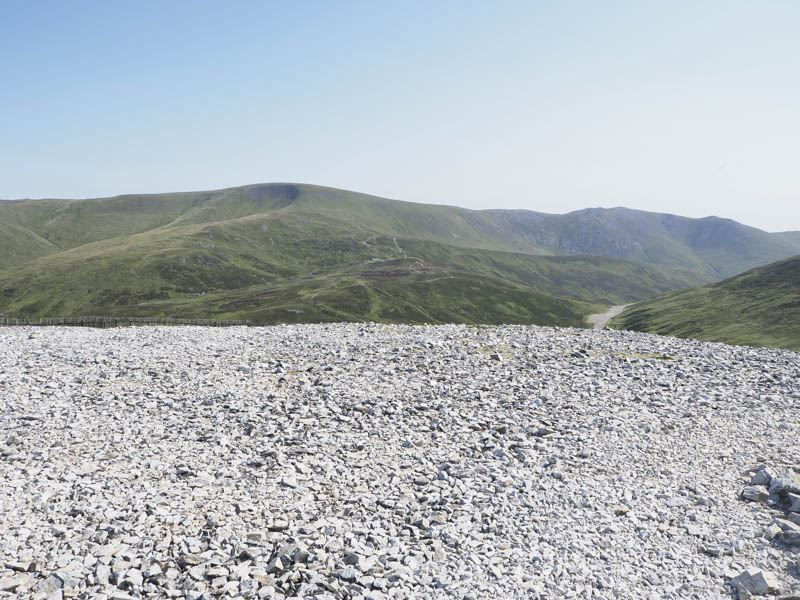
[1,324,799,600]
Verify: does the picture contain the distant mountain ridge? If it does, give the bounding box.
[1,183,798,325]
[777,231,800,245]
[479,206,800,279]
[3,183,797,279]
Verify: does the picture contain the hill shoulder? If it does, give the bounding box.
[611,255,800,351]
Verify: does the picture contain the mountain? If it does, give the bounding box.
[480,207,800,280]
[3,184,799,276]
[1,183,798,325]
[612,255,800,351]
[0,208,687,326]
[777,231,800,245]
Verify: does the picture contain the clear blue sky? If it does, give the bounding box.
[1,1,798,231]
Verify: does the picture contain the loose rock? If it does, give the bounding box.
[730,568,779,596]
[1,323,798,599]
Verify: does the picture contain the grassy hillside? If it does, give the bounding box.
[0,220,61,265]
[611,255,800,351]
[3,183,799,277]
[0,208,691,323]
[43,265,601,328]
[399,241,702,304]
[2,182,797,326]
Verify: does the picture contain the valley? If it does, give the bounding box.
[2,183,798,340]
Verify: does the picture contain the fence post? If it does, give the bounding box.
[1,315,254,328]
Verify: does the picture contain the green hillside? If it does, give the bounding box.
[0,207,691,324]
[0,220,61,265]
[3,183,799,276]
[1,183,798,326]
[611,255,800,351]
[20,264,600,328]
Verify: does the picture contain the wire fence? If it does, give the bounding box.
[0,315,252,328]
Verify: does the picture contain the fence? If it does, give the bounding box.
[0,315,252,328]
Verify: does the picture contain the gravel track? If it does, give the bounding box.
[1,324,799,599]
[586,305,632,330]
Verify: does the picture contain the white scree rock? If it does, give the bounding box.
[0,323,799,599]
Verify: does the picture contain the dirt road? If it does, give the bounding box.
[586,304,632,329]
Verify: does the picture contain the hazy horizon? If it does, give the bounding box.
[1,1,798,232]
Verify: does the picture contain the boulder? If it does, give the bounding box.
[730,568,779,596]
[742,486,770,502]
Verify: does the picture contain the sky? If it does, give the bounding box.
[1,1,798,232]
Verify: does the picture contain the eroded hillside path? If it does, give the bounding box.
[587,303,632,329]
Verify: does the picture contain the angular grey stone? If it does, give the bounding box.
[737,584,753,600]
[240,578,259,594]
[206,566,229,578]
[51,525,68,537]
[188,565,205,580]
[55,572,80,591]
[267,519,289,532]
[730,568,779,595]
[342,553,361,568]
[178,553,204,566]
[750,468,775,487]
[123,568,143,586]
[95,564,111,585]
[0,575,32,592]
[765,523,782,540]
[258,586,277,599]
[741,485,770,502]
[337,567,358,583]
[143,563,162,578]
[771,518,800,532]
[35,575,63,594]
[776,530,800,547]
[770,476,800,496]
[266,556,290,574]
